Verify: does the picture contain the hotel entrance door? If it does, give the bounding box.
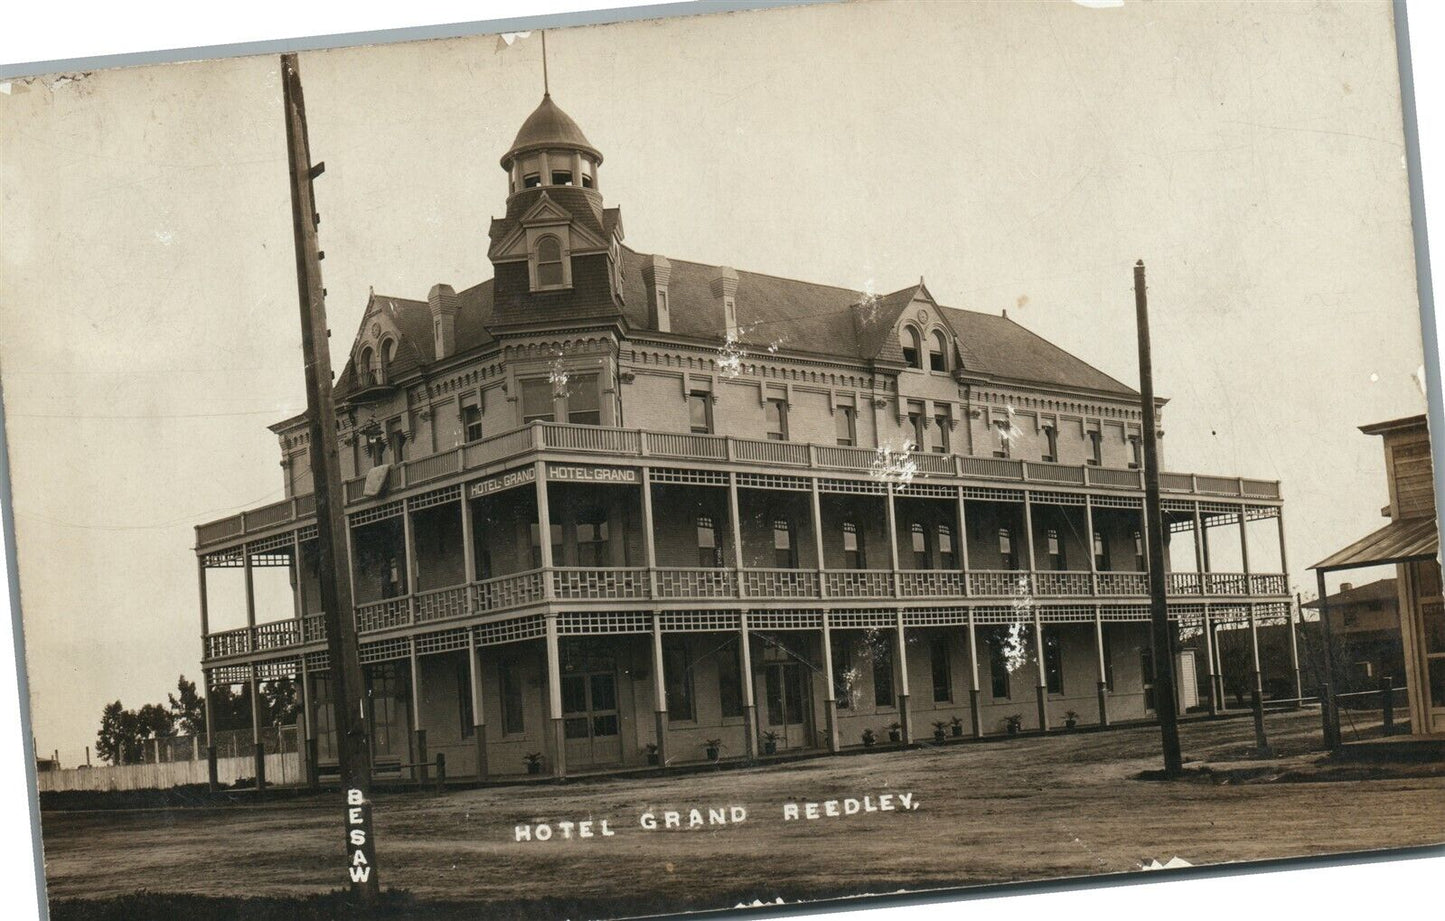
[561,649,622,768]
[761,661,812,750]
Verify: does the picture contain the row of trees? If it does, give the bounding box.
[95,675,300,765]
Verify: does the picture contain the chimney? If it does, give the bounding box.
[710,266,740,339]
[428,283,459,360]
[643,255,673,332]
[1340,582,1353,593]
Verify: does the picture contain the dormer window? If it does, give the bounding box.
[379,338,396,384]
[929,330,948,372]
[902,326,923,369]
[551,169,573,186]
[357,346,376,388]
[532,234,570,290]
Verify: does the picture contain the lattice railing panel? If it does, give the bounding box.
[359,638,411,664]
[831,610,900,629]
[1030,491,1085,506]
[1033,571,1093,596]
[963,487,1025,503]
[743,569,821,599]
[409,485,461,512]
[415,629,470,655]
[356,598,410,633]
[896,570,965,598]
[1167,573,1203,596]
[304,651,329,672]
[1096,572,1148,595]
[650,467,728,486]
[203,548,245,569]
[1038,606,1094,623]
[971,570,1030,597]
[735,472,809,491]
[301,614,327,644]
[895,482,954,499]
[254,620,301,651]
[557,612,652,635]
[206,627,251,659]
[902,608,967,627]
[476,615,546,646]
[208,665,252,685]
[350,500,405,527]
[474,571,545,613]
[824,570,893,598]
[248,532,297,555]
[1091,494,1143,509]
[1100,605,1150,622]
[551,567,650,600]
[748,610,823,630]
[1249,574,1288,596]
[1205,573,1249,596]
[659,611,742,632]
[656,567,737,599]
[818,477,886,495]
[254,659,300,680]
[415,585,470,623]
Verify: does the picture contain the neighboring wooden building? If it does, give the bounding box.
[194,93,1295,781]
[1302,578,1406,688]
[1314,415,1444,736]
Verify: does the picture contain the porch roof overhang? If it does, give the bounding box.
[1311,515,1440,573]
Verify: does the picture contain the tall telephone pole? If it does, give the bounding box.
[1134,260,1184,777]
[281,52,380,900]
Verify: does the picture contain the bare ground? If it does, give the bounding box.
[40,710,1445,917]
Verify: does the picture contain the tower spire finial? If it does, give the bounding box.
[542,30,549,96]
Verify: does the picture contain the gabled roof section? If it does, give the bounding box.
[489,186,609,259]
[937,307,1137,397]
[333,287,499,401]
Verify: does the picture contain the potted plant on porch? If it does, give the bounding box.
[1004,714,1023,736]
[932,720,948,743]
[861,728,877,748]
[523,752,544,775]
[644,742,659,766]
[949,715,965,738]
[761,730,780,756]
[1064,710,1080,730]
[703,738,722,762]
[887,722,903,743]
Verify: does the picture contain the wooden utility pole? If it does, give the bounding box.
[1134,260,1184,776]
[281,52,380,901]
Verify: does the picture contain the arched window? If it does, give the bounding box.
[357,346,376,387]
[929,330,949,372]
[379,339,396,384]
[536,236,564,288]
[902,326,922,369]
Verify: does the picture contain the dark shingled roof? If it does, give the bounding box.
[1301,577,1397,610]
[332,245,1138,402]
[501,94,601,168]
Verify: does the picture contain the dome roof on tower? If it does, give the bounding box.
[501,94,602,168]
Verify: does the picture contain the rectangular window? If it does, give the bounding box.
[664,638,695,721]
[1042,424,1058,463]
[1134,530,1145,569]
[843,521,865,569]
[873,642,895,708]
[551,169,573,186]
[1088,430,1103,466]
[931,414,949,453]
[765,398,789,440]
[530,521,564,569]
[772,519,796,568]
[1047,528,1065,570]
[993,420,1011,458]
[930,634,952,703]
[1093,531,1110,570]
[567,374,600,425]
[697,516,720,567]
[462,400,483,443]
[1044,631,1064,695]
[577,514,610,567]
[386,418,406,463]
[457,659,474,738]
[500,660,525,735]
[832,635,853,709]
[835,405,856,446]
[688,391,713,434]
[999,527,1015,570]
[988,632,1011,699]
[1128,435,1142,469]
[907,401,926,449]
[938,525,956,569]
[521,378,555,423]
[718,637,743,718]
[910,522,929,569]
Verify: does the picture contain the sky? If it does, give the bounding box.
[0,0,1429,767]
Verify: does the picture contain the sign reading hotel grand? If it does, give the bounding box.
[546,463,639,485]
[468,466,537,499]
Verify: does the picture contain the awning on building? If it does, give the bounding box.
[1311,516,1440,573]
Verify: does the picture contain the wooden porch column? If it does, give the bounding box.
[299,655,316,788]
[965,607,983,738]
[739,612,757,758]
[1278,512,1302,703]
[1083,495,1098,596]
[885,483,901,597]
[894,608,912,743]
[1022,492,1047,730]
[249,663,265,791]
[651,612,669,768]
[809,477,827,596]
[468,632,487,781]
[409,642,427,782]
[1202,604,1220,716]
[956,487,972,596]
[1240,505,1260,694]
[1210,610,1227,710]
[460,489,477,598]
[197,558,219,789]
[641,467,659,599]
[402,499,417,622]
[544,614,566,777]
[535,462,555,600]
[1093,605,1109,726]
[292,531,306,619]
[727,473,746,583]
[820,611,839,753]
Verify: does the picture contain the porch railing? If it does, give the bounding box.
[201,565,1290,661]
[198,421,1284,549]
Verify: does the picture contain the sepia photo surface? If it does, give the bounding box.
[2,1,1443,918]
